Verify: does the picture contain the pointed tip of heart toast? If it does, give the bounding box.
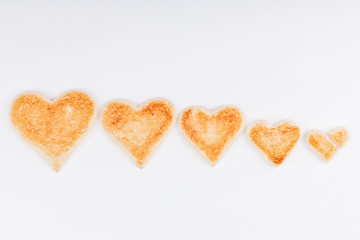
[179,105,245,166]
[248,120,301,166]
[102,98,175,169]
[10,91,96,172]
[50,157,64,172]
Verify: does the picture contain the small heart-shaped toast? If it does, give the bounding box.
[10,91,96,172]
[248,120,301,166]
[179,106,244,166]
[329,127,349,148]
[307,127,348,161]
[307,130,337,161]
[101,99,175,169]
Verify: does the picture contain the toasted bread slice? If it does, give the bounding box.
[329,127,349,148]
[101,99,175,169]
[248,120,301,166]
[179,106,244,166]
[307,127,348,161]
[10,91,96,172]
[307,130,338,161]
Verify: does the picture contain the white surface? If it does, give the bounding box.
[0,1,359,239]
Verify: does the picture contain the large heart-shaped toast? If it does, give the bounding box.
[248,120,301,166]
[179,106,244,166]
[10,91,96,172]
[307,127,348,161]
[101,99,175,168]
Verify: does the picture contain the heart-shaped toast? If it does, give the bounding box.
[329,127,349,148]
[101,99,175,169]
[307,127,348,161]
[10,91,96,172]
[248,120,301,166]
[179,106,244,166]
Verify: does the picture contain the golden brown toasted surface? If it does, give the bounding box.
[248,121,300,165]
[102,99,174,168]
[10,91,95,172]
[180,106,243,164]
[307,130,338,161]
[329,128,349,148]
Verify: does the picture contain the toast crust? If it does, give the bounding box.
[179,106,244,166]
[101,98,175,169]
[10,91,96,172]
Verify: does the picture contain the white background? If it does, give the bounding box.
[0,1,359,239]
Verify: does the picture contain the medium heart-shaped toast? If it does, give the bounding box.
[101,99,175,169]
[10,91,96,172]
[248,120,301,166]
[179,106,244,166]
[307,127,348,161]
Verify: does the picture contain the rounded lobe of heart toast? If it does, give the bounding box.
[101,99,175,169]
[248,121,301,166]
[10,91,96,172]
[329,127,349,148]
[180,106,244,165]
[307,130,338,161]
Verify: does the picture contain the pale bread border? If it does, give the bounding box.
[101,98,175,169]
[178,105,245,167]
[10,90,97,172]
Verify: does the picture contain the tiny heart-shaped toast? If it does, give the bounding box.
[10,91,96,172]
[101,99,175,169]
[329,127,349,148]
[179,106,244,166]
[248,120,301,166]
[307,127,348,161]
